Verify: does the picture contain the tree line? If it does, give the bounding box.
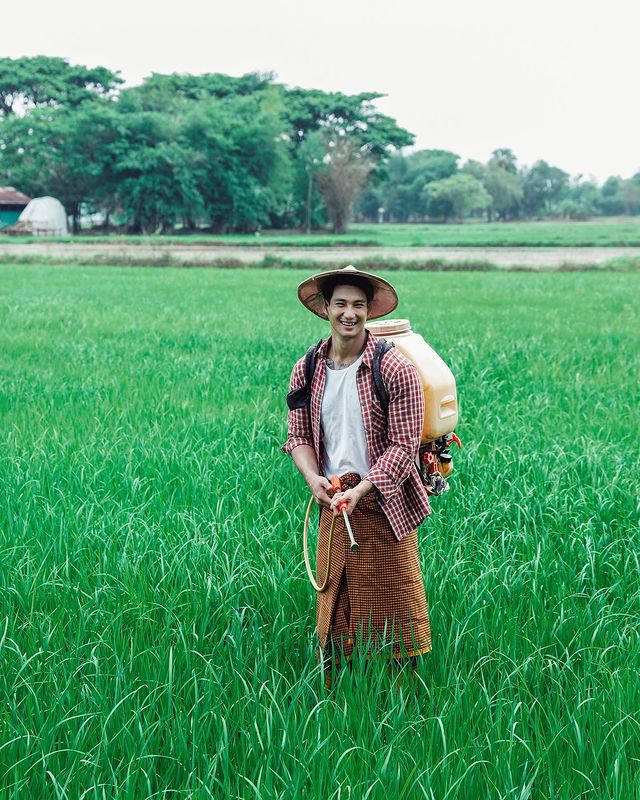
[1,56,638,234]
[359,148,640,224]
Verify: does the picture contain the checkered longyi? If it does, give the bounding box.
[316,473,431,661]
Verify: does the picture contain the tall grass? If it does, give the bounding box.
[0,265,638,798]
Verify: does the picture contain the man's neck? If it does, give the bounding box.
[328,331,367,366]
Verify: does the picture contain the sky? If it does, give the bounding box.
[6,0,639,183]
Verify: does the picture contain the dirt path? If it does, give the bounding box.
[1,241,639,267]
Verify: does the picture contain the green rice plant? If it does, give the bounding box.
[0,265,638,798]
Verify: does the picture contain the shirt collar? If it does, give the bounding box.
[318,329,377,369]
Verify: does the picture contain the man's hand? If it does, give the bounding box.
[291,447,331,508]
[330,480,373,517]
[308,474,332,508]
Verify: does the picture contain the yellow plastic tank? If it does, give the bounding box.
[366,319,458,442]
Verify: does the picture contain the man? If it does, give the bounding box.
[282,266,432,678]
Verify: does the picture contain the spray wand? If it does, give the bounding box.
[330,475,360,552]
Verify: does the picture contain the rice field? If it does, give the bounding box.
[0,263,638,799]
[5,217,640,247]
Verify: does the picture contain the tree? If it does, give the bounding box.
[522,161,569,217]
[555,178,600,219]
[282,88,413,154]
[489,148,518,174]
[599,176,625,216]
[118,71,272,112]
[106,93,291,233]
[464,153,523,220]
[119,77,414,231]
[0,84,292,234]
[319,135,372,234]
[0,56,121,117]
[281,88,413,227]
[102,111,200,234]
[411,149,460,183]
[619,172,640,215]
[378,149,459,222]
[180,94,291,232]
[425,174,491,222]
[485,167,522,220]
[356,186,384,222]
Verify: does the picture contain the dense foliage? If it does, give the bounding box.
[1,57,639,232]
[0,55,121,117]
[0,58,412,233]
[359,147,640,223]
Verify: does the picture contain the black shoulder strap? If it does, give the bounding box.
[287,338,393,411]
[286,340,323,410]
[372,339,394,413]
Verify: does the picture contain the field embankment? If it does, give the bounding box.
[2,241,640,270]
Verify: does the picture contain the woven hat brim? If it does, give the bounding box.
[297,267,398,320]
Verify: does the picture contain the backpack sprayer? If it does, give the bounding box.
[295,318,461,593]
[367,319,462,497]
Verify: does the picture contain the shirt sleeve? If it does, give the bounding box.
[363,362,423,502]
[281,357,314,455]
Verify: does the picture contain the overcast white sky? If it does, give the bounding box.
[6,0,639,182]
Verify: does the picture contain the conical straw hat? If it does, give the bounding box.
[297,265,398,320]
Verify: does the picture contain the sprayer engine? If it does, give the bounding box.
[419,432,462,496]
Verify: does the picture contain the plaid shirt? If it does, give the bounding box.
[282,332,431,540]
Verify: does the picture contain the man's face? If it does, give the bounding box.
[325,283,369,341]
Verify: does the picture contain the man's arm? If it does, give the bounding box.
[291,445,332,508]
[281,358,331,508]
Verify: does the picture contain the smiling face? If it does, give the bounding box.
[325,283,369,344]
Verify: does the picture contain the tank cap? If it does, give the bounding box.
[366,318,412,336]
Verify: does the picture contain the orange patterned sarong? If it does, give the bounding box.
[316,473,432,661]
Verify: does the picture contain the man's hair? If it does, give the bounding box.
[321,275,374,304]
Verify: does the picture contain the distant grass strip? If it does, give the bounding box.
[4,218,640,247]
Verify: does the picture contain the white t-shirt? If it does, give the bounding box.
[321,354,370,479]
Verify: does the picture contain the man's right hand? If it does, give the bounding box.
[308,475,332,508]
[290,445,331,507]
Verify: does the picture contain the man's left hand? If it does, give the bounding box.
[330,480,373,517]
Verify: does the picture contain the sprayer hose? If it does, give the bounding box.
[303,496,337,593]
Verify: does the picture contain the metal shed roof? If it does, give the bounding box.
[0,186,31,205]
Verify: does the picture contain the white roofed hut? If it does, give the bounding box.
[15,197,69,236]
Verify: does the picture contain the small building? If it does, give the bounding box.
[17,196,69,236]
[0,186,31,229]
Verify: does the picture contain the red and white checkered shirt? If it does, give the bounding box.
[282,332,431,540]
